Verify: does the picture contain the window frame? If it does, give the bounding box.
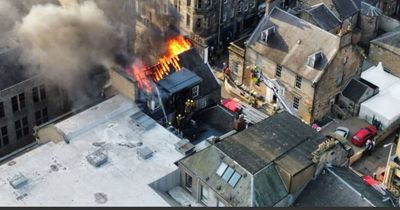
[295,75,302,89]
[0,102,4,119]
[185,173,193,191]
[275,65,282,78]
[192,85,200,98]
[293,97,300,110]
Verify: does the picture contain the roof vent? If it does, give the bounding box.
[307,51,324,68]
[260,26,275,44]
[130,112,156,130]
[9,173,28,189]
[86,150,108,167]
[137,146,153,160]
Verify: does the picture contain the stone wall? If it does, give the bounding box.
[369,43,400,78]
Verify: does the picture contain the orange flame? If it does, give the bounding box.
[131,62,152,94]
[129,36,192,94]
[152,36,192,82]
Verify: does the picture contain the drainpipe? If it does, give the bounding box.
[217,0,223,51]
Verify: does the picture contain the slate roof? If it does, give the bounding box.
[177,48,220,96]
[179,111,325,206]
[305,3,342,31]
[294,167,373,207]
[247,8,340,82]
[216,111,325,174]
[0,47,34,90]
[342,79,369,102]
[360,1,382,16]
[299,0,379,21]
[157,68,202,95]
[371,30,400,55]
[332,0,359,19]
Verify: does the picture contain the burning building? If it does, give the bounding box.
[110,36,221,139]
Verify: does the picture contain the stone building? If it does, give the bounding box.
[377,0,400,17]
[168,0,268,61]
[241,8,362,124]
[0,48,68,158]
[369,29,400,78]
[177,112,325,207]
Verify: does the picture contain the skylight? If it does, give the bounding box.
[216,162,228,176]
[228,172,241,187]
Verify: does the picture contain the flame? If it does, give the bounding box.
[129,36,192,94]
[152,36,192,82]
[131,62,152,94]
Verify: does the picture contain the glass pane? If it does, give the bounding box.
[222,167,234,181]
[228,172,241,187]
[216,162,228,176]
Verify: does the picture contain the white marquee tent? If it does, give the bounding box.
[359,63,400,130]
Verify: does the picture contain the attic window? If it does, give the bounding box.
[307,51,323,68]
[260,26,275,44]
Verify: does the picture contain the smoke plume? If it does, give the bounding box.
[15,1,124,106]
[0,0,20,32]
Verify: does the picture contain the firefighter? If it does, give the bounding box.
[176,114,185,128]
[365,139,376,156]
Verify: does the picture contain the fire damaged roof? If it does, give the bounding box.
[0,48,34,90]
[179,112,324,206]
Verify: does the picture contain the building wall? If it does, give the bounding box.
[369,43,400,78]
[312,45,361,123]
[0,77,67,157]
[378,0,400,17]
[168,0,263,59]
[245,46,315,123]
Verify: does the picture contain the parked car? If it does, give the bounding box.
[335,127,350,139]
[351,125,378,147]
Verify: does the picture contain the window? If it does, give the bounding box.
[185,173,193,190]
[192,85,200,98]
[187,0,191,6]
[35,108,49,126]
[222,167,234,181]
[275,65,282,78]
[197,0,202,9]
[260,26,275,43]
[293,97,300,110]
[15,117,29,140]
[1,126,9,147]
[0,102,4,119]
[11,93,26,112]
[186,14,191,26]
[295,75,302,89]
[228,172,241,187]
[216,162,228,176]
[201,185,209,203]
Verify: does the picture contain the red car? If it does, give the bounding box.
[351,125,378,147]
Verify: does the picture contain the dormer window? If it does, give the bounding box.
[307,51,323,68]
[260,26,275,44]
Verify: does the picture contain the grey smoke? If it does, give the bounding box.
[0,0,20,32]
[15,1,124,106]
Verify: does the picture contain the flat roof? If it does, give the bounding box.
[0,94,184,206]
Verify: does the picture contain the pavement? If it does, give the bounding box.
[320,117,371,155]
[352,133,398,176]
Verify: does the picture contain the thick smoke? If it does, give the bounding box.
[15,1,124,106]
[0,0,20,32]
